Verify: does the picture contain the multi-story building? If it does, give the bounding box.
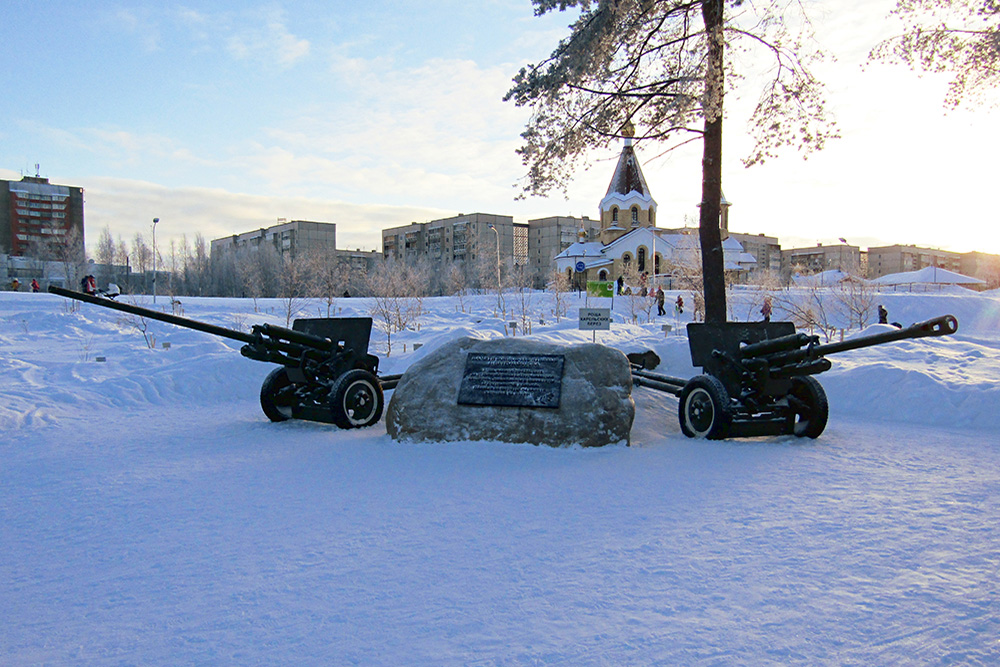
[210,219,338,259]
[210,220,379,294]
[728,232,781,279]
[382,213,527,288]
[527,216,602,288]
[866,244,962,279]
[782,243,862,278]
[960,251,1000,289]
[1,174,85,260]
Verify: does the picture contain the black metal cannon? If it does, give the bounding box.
[48,286,400,428]
[632,315,958,440]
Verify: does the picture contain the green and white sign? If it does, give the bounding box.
[586,281,614,298]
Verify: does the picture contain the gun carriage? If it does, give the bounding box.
[48,286,400,428]
[632,314,958,440]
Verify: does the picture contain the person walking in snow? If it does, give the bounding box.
[878,304,888,325]
[10,278,20,291]
[656,287,665,316]
[675,294,684,315]
[761,296,772,322]
[30,279,40,292]
[616,275,624,295]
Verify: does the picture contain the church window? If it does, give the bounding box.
[637,247,646,273]
[612,207,618,223]
[631,207,639,225]
[622,253,632,269]
[598,269,608,281]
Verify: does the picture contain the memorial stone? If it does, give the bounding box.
[386,337,634,447]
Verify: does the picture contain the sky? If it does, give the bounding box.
[2,0,998,257]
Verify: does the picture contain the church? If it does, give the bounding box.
[554,123,754,288]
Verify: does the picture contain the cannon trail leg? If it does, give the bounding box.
[330,369,384,429]
[678,375,733,440]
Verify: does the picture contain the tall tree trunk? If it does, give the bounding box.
[700,0,727,324]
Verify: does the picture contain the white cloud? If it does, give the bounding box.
[222,7,310,68]
[232,54,551,207]
[99,5,311,68]
[102,8,162,52]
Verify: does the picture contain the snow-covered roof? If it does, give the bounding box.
[793,269,854,287]
[554,241,606,260]
[873,266,986,285]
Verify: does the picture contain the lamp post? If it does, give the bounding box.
[488,223,501,314]
[152,217,159,303]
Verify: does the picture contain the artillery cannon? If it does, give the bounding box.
[48,286,400,428]
[632,315,958,440]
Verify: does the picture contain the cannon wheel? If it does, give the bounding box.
[678,375,733,440]
[330,369,384,429]
[260,367,296,422]
[787,376,829,439]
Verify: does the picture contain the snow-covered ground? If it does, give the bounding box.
[2,287,999,665]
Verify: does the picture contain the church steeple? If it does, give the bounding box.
[599,121,657,244]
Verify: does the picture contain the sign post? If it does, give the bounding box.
[578,307,611,343]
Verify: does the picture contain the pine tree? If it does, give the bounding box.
[505,0,837,322]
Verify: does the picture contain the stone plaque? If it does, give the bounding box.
[457,353,565,408]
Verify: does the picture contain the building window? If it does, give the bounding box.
[631,207,639,225]
[612,208,619,223]
[622,253,632,269]
[637,247,646,273]
[598,269,608,281]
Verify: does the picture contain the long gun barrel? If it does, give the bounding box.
[748,314,958,367]
[49,285,256,344]
[47,286,340,356]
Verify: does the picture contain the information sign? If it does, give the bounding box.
[578,307,612,331]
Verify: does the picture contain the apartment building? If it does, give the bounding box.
[782,243,863,278]
[382,213,527,287]
[210,220,338,259]
[866,244,962,279]
[1,174,85,260]
[526,216,602,288]
[960,251,1000,289]
[728,231,781,279]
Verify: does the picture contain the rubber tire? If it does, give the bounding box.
[788,376,829,439]
[330,369,384,429]
[678,375,733,440]
[260,367,295,422]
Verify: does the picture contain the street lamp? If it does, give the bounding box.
[487,223,501,314]
[152,217,159,303]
